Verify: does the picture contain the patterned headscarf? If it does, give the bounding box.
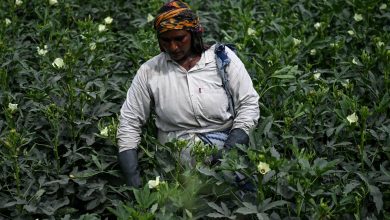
[154,0,203,34]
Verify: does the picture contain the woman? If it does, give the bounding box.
[117,0,259,187]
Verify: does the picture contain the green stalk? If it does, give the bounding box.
[359,121,366,171]
[12,156,20,196]
[257,174,264,202]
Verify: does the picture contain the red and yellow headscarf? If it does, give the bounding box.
[154,0,203,34]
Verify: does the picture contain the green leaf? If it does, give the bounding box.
[270,74,296,79]
[91,155,102,170]
[133,186,157,210]
[260,200,288,212]
[235,202,258,215]
[207,213,226,218]
[343,181,360,194]
[256,213,270,220]
[207,202,224,214]
[368,185,383,213]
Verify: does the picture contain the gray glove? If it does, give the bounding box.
[224,128,249,149]
[210,128,249,165]
[118,149,141,188]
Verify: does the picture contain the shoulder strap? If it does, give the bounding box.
[215,43,235,117]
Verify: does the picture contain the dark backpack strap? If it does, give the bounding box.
[215,43,235,117]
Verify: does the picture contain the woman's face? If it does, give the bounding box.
[158,30,192,63]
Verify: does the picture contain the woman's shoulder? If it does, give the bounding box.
[142,52,165,67]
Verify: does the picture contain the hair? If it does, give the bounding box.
[157,30,209,54]
[191,31,209,54]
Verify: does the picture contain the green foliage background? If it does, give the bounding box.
[0,0,389,219]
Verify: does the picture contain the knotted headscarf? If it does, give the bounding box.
[154,0,203,34]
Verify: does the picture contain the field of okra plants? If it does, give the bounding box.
[1,0,389,219]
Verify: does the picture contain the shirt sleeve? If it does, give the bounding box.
[225,47,260,134]
[116,65,151,152]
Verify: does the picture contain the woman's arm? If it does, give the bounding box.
[117,66,152,152]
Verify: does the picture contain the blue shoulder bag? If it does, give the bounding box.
[214,43,237,117]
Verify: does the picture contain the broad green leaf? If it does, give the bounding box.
[257,213,270,220]
[207,213,227,218]
[343,181,360,194]
[368,185,383,213]
[207,202,224,214]
[260,200,288,212]
[235,202,257,215]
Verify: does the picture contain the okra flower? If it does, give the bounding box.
[52,58,64,68]
[379,4,387,10]
[352,58,359,65]
[347,113,358,124]
[257,162,270,175]
[293,38,301,46]
[148,176,160,189]
[8,103,18,112]
[5,18,11,26]
[314,22,321,30]
[313,72,321,80]
[247,27,256,36]
[310,49,317,56]
[353,13,363,22]
[341,79,350,89]
[98,24,106,32]
[89,42,96,51]
[15,0,23,6]
[37,45,48,56]
[104,16,113,24]
[147,13,154,22]
[347,30,355,36]
[100,127,108,137]
[49,0,58,5]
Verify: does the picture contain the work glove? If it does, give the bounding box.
[118,149,141,188]
[211,128,249,165]
[224,128,249,149]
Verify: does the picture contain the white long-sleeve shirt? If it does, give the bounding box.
[117,44,259,152]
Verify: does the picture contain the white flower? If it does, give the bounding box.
[257,162,270,175]
[89,42,96,51]
[353,13,363,22]
[147,13,154,23]
[347,30,355,36]
[310,49,317,56]
[377,41,385,47]
[379,4,387,10]
[104,16,113,24]
[314,72,321,80]
[148,176,160,189]
[341,79,350,88]
[98,24,106,32]
[314,22,321,30]
[8,103,18,112]
[352,58,359,65]
[293,38,301,46]
[15,0,23,6]
[247,27,257,36]
[100,127,108,137]
[37,45,48,56]
[49,0,58,5]
[52,58,65,68]
[330,43,336,48]
[347,112,358,124]
[5,18,11,26]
